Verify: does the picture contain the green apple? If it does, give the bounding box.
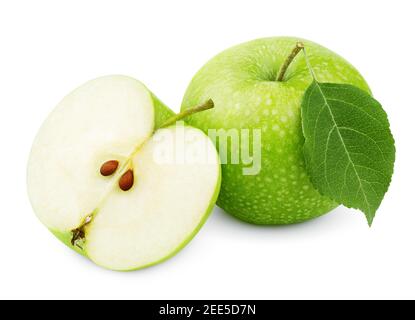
[27,75,221,271]
[181,37,371,224]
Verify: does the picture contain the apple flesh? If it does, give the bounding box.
[181,37,371,224]
[27,75,221,271]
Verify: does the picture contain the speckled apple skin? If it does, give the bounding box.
[181,37,371,224]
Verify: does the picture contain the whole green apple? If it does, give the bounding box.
[181,37,371,224]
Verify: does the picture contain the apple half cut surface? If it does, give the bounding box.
[27,75,221,271]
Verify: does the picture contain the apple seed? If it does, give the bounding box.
[119,169,134,191]
[100,160,119,176]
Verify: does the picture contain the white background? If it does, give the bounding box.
[0,0,414,300]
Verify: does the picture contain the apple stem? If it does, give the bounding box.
[158,99,214,129]
[276,42,305,82]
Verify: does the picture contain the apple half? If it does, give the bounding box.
[27,75,221,271]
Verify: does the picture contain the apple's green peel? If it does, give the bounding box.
[181,37,371,224]
[151,93,176,128]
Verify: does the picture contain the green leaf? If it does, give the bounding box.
[301,81,395,225]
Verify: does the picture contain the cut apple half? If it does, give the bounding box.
[27,75,221,271]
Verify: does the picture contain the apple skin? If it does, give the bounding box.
[47,92,222,271]
[181,37,371,225]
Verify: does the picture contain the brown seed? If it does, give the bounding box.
[100,160,119,176]
[119,169,134,191]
